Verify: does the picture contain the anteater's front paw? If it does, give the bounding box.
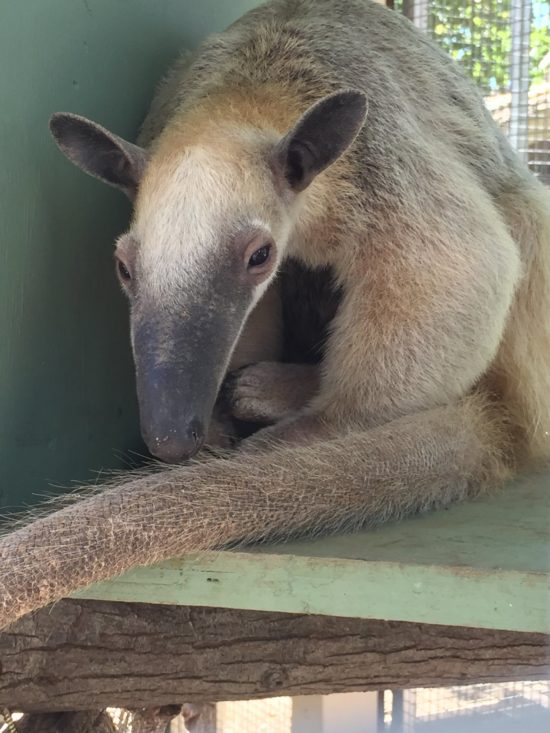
[205,410,238,451]
[222,361,319,424]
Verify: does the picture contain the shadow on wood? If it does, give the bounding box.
[17,712,116,733]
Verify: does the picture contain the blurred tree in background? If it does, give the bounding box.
[394,0,549,94]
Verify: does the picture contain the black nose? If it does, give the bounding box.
[145,419,205,464]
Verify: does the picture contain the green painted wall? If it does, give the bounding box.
[0,0,260,509]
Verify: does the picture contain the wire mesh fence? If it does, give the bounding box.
[394,0,550,183]
[401,680,550,731]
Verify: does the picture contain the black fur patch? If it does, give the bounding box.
[280,258,342,364]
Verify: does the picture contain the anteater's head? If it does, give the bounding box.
[49,90,366,462]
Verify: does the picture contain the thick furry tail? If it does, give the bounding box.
[0,395,509,630]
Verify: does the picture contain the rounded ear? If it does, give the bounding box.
[273,89,367,192]
[49,112,148,201]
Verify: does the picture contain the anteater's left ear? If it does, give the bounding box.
[273,89,367,192]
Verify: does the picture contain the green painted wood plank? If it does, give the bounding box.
[274,473,550,572]
[75,472,550,633]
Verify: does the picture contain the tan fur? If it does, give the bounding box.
[489,183,550,462]
[229,361,319,423]
[133,93,297,312]
[0,394,509,629]
[1,0,549,630]
[229,281,283,369]
[139,87,524,433]
[138,84,353,269]
[206,281,284,446]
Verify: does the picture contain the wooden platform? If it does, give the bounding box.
[76,472,550,634]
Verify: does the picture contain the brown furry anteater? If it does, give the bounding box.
[1,0,549,629]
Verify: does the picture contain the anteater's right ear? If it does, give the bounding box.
[273,89,367,193]
[49,113,148,201]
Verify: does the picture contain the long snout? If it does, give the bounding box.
[132,306,246,464]
[136,361,211,463]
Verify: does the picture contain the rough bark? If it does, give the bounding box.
[0,599,548,712]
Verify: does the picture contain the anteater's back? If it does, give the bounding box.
[142,0,516,191]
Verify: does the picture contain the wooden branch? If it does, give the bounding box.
[0,600,548,712]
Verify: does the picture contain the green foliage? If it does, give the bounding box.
[530,13,549,85]
[429,0,512,94]
[393,0,549,94]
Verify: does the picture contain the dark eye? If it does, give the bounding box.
[116,258,131,283]
[248,244,271,269]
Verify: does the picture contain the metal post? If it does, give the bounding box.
[413,0,429,32]
[390,690,404,733]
